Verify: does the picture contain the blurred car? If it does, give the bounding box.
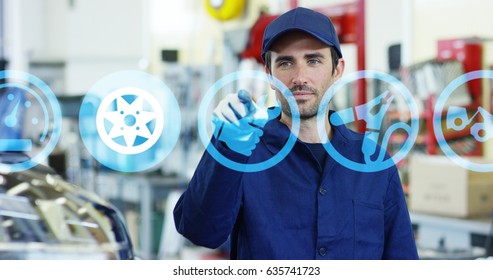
[0,152,134,259]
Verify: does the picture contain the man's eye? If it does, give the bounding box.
[278,61,292,67]
[308,59,320,65]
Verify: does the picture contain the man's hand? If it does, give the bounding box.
[212,90,279,156]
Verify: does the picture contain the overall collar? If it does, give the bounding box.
[261,110,358,154]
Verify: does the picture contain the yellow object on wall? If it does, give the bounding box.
[205,0,245,21]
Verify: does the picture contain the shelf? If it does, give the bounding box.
[411,212,492,259]
[94,172,187,259]
[411,212,492,234]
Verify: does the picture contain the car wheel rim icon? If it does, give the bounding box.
[96,87,164,155]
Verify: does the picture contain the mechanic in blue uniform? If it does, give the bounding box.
[174,7,419,260]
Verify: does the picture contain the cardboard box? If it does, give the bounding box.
[409,155,493,218]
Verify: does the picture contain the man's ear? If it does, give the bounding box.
[333,58,345,80]
[265,66,276,91]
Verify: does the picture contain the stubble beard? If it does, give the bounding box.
[277,86,324,120]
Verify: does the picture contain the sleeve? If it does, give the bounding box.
[173,138,247,249]
[382,168,419,260]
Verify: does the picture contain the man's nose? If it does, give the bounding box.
[292,65,308,86]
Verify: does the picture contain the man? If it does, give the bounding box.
[174,7,418,259]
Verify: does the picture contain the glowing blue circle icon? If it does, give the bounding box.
[96,86,164,155]
[0,70,62,173]
[198,70,300,172]
[79,70,180,172]
[317,70,419,172]
[434,70,493,172]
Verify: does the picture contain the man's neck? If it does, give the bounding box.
[279,113,332,143]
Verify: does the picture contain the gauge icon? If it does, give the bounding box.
[96,87,164,154]
[1,89,32,152]
[0,70,62,172]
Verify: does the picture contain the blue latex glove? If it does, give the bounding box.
[212,90,280,156]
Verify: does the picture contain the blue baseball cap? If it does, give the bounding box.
[261,7,343,62]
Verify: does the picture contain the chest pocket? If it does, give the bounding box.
[353,199,384,259]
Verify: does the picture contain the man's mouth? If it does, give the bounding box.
[293,90,314,100]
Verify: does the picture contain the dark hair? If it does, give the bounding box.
[264,47,340,75]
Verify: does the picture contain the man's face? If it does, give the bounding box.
[268,31,344,120]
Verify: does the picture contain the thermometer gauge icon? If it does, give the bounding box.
[1,89,36,152]
[0,70,61,172]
